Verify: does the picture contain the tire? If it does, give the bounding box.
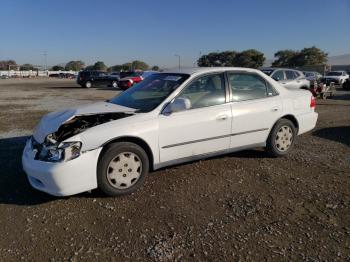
[112,81,118,88]
[266,119,296,157]
[85,81,92,88]
[97,142,149,196]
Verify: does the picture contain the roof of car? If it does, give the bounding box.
[260,67,301,72]
[162,67,260,75]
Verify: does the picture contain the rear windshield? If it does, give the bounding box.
[326,72,342,76]
[260,69,274,76]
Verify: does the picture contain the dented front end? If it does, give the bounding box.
[32,111,133,163]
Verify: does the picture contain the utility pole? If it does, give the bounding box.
[174,54,181,70]
[43,51,47,71]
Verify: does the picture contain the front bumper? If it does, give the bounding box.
[22,139,102,196]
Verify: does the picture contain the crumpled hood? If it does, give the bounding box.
[33,102,135,143]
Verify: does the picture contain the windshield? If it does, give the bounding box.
[326,72,342,76]
[109,73,190,112]
[304,72,313,77]
[260,69,274,76]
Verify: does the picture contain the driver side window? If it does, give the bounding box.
[177,73,226,109]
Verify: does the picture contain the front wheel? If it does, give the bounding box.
[97,142,149,196]
[266,119,296,157]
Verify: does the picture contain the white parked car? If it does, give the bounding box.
[260,68,310,90]
[322,71,349,85]
[22,67,318,197]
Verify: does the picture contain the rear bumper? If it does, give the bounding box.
[22,139,102,196]
[296,111,318,135]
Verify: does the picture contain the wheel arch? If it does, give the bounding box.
[99,136,155,171]
[276,114,299,133]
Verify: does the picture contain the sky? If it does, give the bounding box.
[0,0,349,68]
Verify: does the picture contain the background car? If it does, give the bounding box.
[303,71,322,82]
[118,71,157,90]
[343,77,350,90]
[321,71,349,85]
[77,70,119,88]
[109,72,120,81]
[260,68,310,90]
[1,74,9,79]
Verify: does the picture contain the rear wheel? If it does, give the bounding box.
[85,81,92,88]
[266,119,296,157]
[97,142,149,196]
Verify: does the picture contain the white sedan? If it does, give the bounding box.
[22,67,318,197]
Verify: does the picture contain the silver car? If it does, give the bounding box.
[261,68,310,90]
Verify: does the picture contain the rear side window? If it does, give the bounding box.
[228,73,276,101]
[286,70,296,80]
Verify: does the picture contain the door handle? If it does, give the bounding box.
[281,82,286,84]
[216,115,228,121]
[271,107,279,112]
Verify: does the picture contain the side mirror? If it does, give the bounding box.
[166,97,191,113]
[272,76,280,81]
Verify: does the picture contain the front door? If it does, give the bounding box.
[158,73,232,163]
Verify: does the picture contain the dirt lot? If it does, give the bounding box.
[0,78,349,261]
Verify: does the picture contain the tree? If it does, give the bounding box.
[65,60,85,71]
[234,49,265,68]
[92,61,107,71]
[51,65,65,71]
[0,60,17,70]
[197,49,264,68]
[297,46,328,66]
[20,64,35,71]
[198,51,237,67]
[151,65,160,71]
[131,60,149,71]
[272,50,299,67]
[272,46,328,67]
[85,65,94,70]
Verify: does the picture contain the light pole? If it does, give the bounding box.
[174,54,181,70]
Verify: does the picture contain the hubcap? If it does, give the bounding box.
[275,125,293,152]
[106,152,142,189]
[112,82,117,88]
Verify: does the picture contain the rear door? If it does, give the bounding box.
[227,71,282,148]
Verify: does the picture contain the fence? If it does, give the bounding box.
[0,70,78,77]
[294,65,350,74]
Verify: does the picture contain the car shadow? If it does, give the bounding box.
[313,126,350,147]
[0,136,56,206]
[155,148,272,172]
[0,136,273,205]
[44,85,86,90]
[44,86,122,91]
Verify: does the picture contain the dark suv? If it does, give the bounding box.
[77,71,119,88]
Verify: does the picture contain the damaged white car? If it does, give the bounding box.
[22,68,318,197]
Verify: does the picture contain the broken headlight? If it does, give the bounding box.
[37,141,82,162]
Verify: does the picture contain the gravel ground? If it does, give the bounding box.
[0,78,349,261]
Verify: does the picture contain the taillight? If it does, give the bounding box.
[310,96,316,108]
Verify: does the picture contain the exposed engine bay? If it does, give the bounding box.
[45,112,134,144]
